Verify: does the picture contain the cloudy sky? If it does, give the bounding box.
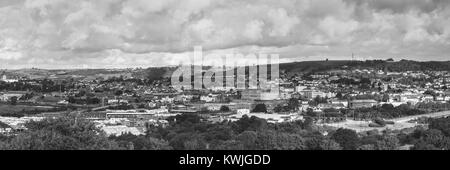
[0,0,449,69]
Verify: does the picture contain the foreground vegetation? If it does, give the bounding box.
[1,114,449,150]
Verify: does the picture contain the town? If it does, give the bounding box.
[1,59,450,150]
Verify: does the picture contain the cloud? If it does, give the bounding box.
[0,0,449,68]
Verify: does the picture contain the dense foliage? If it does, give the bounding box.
[0,116,120,150]
[1,114,450,150]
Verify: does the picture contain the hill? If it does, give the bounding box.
[279,60,450,74]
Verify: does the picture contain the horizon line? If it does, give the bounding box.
[2,58,450,71]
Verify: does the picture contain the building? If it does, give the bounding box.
[400,95,421,105]
[169,105,198,114]
[330,99,349,107]
[0,92,25,102]
[318,103,346,109]
[1,75,19,83]
[240,89,280,101]
[107,99,129,105]
[301,90,329,99]
[295,86,308,92]
[200,94,219,103]
[106,109,168,119]
[349,99,378,109]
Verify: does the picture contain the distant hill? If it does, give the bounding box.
[129,60,450,81]
[280,60,352,73]
[6,60,449,81]
[133,67,178,80]
[279,60,450,74]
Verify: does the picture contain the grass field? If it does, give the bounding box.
[0,104,57,115]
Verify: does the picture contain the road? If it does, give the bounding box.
[389,110,450,123]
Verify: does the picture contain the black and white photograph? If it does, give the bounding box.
[0,0,449,163]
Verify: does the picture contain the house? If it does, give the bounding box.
[200,94,219,103]
[445,96,450,101]
[436,96,445,101]
[1,75,18,83]
[400,95,421,105]
[318,103,346,109]
[57,100,69,105]
[107,99,129,105]
[0,127,12,134]
[0,92,24,102]
[422,95,434,102]
[0,121,12,134]
[299,104,310,112]
[330,99,349,107]
[237,109,250,115]
[295,86,308,92]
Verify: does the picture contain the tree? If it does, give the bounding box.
[109,133,172,150]
[254,130,306,150]
[336,92,343,99]
[237,131,258,150]
[274,105,283,113]
[358,144,375,150]
[331,128,360,150]
[429,117,450,136]
[288,98,300,111]
[318,139,342,150]
[414,129,450,150]
[375,134,400,150]
[10,96,18,105]
[68,96,76,104]
[169,113,202,125]
[252,104,268,113]
[215,140,244,150]
[220,106,230,112]
[169,133,206,150]
[0,117,121,150]
[114,90,123,96]
[382,94,390,102]
[314,96,327,104]
[381,104,395,111]
[232,115,268,133]
[306,108,317,117]
[306,136,342,150]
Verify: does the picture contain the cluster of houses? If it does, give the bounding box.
[1,67,450,136]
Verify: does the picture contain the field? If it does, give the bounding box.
[0,104,57,116]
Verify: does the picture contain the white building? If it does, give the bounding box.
[1,75,18,83]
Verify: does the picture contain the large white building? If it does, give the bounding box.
[301,90,335,99]
[1,75,18,83]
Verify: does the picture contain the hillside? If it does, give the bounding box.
[279,60,450,74]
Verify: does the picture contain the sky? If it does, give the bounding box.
[0,0,449,69]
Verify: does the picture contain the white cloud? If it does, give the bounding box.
[244,20,265,41]
[0,0,449,68]
[267,8,300,37]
